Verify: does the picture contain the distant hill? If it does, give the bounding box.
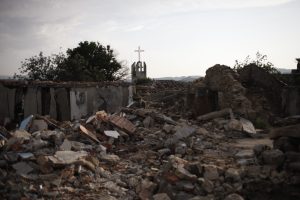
[277,68,291,74]
[154,76,201,82]
[0,75,13,80]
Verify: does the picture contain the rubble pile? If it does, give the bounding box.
[269,123,300,173]
[1,65,299,199]
[1,105,299,199]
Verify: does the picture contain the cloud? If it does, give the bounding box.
[125,25,145,32]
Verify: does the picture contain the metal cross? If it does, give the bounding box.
[134,46,144,62]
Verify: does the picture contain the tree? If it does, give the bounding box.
[14,51,65,81]
[15,41,128,81]
[234,52,280,74]
[57,41,128,81]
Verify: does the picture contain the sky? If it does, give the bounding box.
[0,0,299,78]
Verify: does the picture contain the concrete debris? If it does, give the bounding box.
[12,161,34,175]
[29,119,48,132]
[197,108,234,122]
[104,130,120,138]
[0,68,299,199]
[109,114,136,134]
[47,150,88,165]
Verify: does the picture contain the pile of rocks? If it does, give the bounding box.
[270,124,300,173]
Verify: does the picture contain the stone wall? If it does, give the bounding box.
[0,80,132,123]
[282,86,300,116]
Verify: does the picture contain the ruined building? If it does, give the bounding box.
[131,46,147,82]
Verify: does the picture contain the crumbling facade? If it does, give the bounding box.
[0,80,132,123]
[131,61,147,82]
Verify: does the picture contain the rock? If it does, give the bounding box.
[153,193,171,200]
[224,193,244,200]
[253,144,270,156]
[59,139,72,151]
[175,165,198,181]
[269,124,300,139]
[12,161,34,175]
[100,153,120,164]
[175,181,195,192]
[227,119,243,132]
[240,118,256,135]
[104,181,126,196]
[138,179,157,200]
[158,148,171,156]
[143,116,154,128]
[203,165,219,181]
[28,138,49,150]
[47,150,88,165]
[225,168,240,182]
[163,124,174,134]
[287,162,300,171]
[175,141,187,155]
[273,137,297,152]
[235,150,254,159]
[29,119,48,133]
[36,155,53,174]
[261,149,285,166]
[12,130,31,140]
[200,178,214,193]
[104,130,120,139]
[165,125,196,147]
[196,127,209,135]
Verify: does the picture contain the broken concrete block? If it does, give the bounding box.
[143,116,154,128]
[104,130,120,139]
[153,193,171,200]
[138,179,157,200]
[163,124,174,134]
[227,119,243,132]
[203,165,219,181]
[100,153,120,164]
[165,125,196,147]
[29,119,48,133]
[262,149,285,166]
[60,139,72,151]
[240,118,256,135]
[175,141,187,155]
[12,162,33,175]
[47,150,88,165]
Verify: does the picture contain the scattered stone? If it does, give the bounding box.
[12,161,34,175]
[224,193,244,200]
[203,165,219,181]
[261,149,285,166]
[153,193,171,200]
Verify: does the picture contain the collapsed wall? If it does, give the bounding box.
[0,80,132,123]
[204,65,255,118]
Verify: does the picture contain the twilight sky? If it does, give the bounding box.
[0,0,299,78]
